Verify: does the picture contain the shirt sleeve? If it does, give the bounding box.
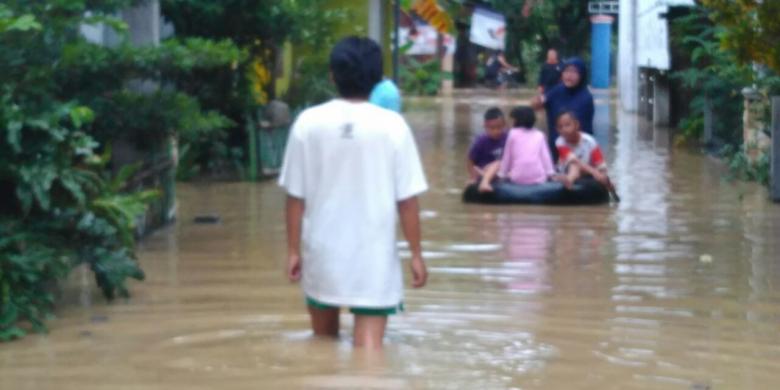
[278,119,306,198]
[556,137,572,162]
[590,145,607,170]
[556,138,574,170]
[395,120,428,201]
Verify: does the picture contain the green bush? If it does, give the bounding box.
[670,6,779,188]
[721,145,772,187]
[670,8,752,145]
[284,56,337,108]
[0,1,237,339]
[402,58,442,96]
[161,0,347,178]
[0,92,155,340]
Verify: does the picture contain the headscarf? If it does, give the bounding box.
[544,57,595,138]
[561,57,588,90]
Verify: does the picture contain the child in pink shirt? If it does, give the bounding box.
[479,106,556,192]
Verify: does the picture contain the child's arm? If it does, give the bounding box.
[531,94,545,110]
[577,146,608,184]
[466,158,482,183]
[398,197,427,288]
[478,161,501,192]
[564,162,582,189]
[576,161,609,185]
[286,195,305,282]
[478,134,512,192]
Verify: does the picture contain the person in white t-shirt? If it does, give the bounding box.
[279,36,429,349]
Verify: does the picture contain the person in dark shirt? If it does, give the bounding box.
[532,57,594,162]
[467,107,508,184]
[537,48,562,93]
[484,50,519,87]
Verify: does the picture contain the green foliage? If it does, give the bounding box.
[670,7,752,144]
[670,5,778,188]
[0,5,40,33]
[284,56,338,108]
[720,144,771,187]
[676,114,705,141]
[161,0,347,178]
[0,93,154,340]
[401,58,442,96]
[703,0,780,73]
[89,89,234,150]
[1,0,236,339]
[159,0,346,103]
[58,38,244,90]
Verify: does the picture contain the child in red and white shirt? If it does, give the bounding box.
[554,110,610,189]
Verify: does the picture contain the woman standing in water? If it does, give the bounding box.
[532,57,594,160]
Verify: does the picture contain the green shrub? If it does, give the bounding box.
[0,1,236,340]
[401,58,442,96]
[161,0,347,177]
[720,145,771,187]
[670,8,752,145]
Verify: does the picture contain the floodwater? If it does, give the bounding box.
[3,90,780,389]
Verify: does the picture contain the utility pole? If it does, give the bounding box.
[393,1,400,83]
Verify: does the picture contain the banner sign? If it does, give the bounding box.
[400,23,456,56]
[469,7,506,50]
[411,0,451,33]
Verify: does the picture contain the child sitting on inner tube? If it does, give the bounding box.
[554,110,610,189]
[478,106,557,193]
[467,107,508,185]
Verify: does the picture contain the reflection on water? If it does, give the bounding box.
[2,90,780,389]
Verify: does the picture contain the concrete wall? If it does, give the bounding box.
[121,1,160,46]
[618,0,694,112]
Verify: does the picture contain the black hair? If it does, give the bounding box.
[483,107,504,121]
[510,106,535,129]
[329,36,383,98]
[555,110,580,125]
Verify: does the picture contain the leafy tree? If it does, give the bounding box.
[703,0,780,73]
[670,7,752,144]
[669,4,779,187]
[1,1,237,340]
[161,0,347,173]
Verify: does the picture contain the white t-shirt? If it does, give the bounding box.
[278,99,428,308]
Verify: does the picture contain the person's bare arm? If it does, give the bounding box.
[286,195,305,282]
[557,161,580,189]
[498,54,518,71]
[578,162,609,185]
[531,94,545,110]
[466,158,482,184]
[398,197,427,288]
[478,161,501,193]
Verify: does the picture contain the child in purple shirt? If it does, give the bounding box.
[479,106,556,192]
[467,107,508,183]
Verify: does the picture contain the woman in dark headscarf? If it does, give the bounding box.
[532,57,594,161]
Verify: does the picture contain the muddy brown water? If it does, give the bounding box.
[3,91,780,389]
